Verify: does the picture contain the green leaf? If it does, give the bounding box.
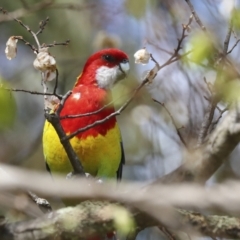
[111,205,135,236]
[232,9,240,30]
[189,32,214,64]
[0,82,16,130]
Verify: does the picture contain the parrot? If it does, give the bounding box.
[43,48,129,240]
[43,48,129,181]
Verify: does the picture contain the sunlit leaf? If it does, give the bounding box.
[189,32,214,64]
[221,79,240,102]
[232,9,240,30]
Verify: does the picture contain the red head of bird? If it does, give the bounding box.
[75,48,130,89]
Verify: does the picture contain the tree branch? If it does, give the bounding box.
[157,101,240,184]
[44,91,85,176]
[2,166,240,239]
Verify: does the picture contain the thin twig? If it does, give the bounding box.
[227,39,240,54]
[53,68,59,96]
[1,86,62,99]
[42,39,70,48]
[185,0,206,31]
[36,16,50,36]
[62,18,193,141]
[60,101,115,119]
[14,36,37,52]
[28,191,52,213]
[158,225,176,240]
[153,99,187,148]
[211,107,228,127]
[13,17,41,50]
[197,20,233,146]
[223,20,233,55]
[64,79,148,141]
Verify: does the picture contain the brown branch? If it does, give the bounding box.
[60,101,115,119]
[197,21,233,146]
[227,38,240,54]
[153,99,187,148]
[64,78,149,141]
[28,191,52,213]
[63,18,193,141]
[158,100,240,184]
[2,167,240,239]
[14,36,37,52]
[211,106,228,127]
[0,86,62,99]
[36,16,49,36]
[184,0,206,31]
[223,20,233,55]
[45,91,85,176]
[42,39,70,48]
[53,68,59,96]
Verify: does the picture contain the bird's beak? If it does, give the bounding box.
[118,61,130,79]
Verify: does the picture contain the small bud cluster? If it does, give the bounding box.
[5,36,18,60]
[33,47,56,82]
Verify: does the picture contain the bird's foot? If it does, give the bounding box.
[96,178,103,184]
[66,171,93,180]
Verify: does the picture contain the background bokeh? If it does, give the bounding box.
[1,0,240,239]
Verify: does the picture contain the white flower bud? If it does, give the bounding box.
[5,36,18,60]
[134,48,150,65]
[33,47,56,81]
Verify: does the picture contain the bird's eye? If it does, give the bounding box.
[102,54,115,62]
[122,58,129,63]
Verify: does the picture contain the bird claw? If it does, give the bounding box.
[66,172,103,185]
[66,171,81,179]
[85,173,93,178]
[96,178,103,184]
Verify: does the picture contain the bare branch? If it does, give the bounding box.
[2,166,240,239]
[45,91,85,176]
[153,99,187,148]
[184,0,206,31]
[42,39,70,48]
[36,16,49,36]
[158,101,240,184]
[228,38,240,54]
[28,191,52,213]
[0,86,62,99]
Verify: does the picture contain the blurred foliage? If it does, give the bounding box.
[1,1,240,238]
[125,0,148,19]
[188,31,215,65]
[0,80,16,130]
[232,9,240,30]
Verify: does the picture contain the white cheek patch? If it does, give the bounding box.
[96,65,120,89]
[72,92,81,100]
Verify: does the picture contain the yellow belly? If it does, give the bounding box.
[42,121,122,178]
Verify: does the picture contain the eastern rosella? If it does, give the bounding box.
[43,48,129,181]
